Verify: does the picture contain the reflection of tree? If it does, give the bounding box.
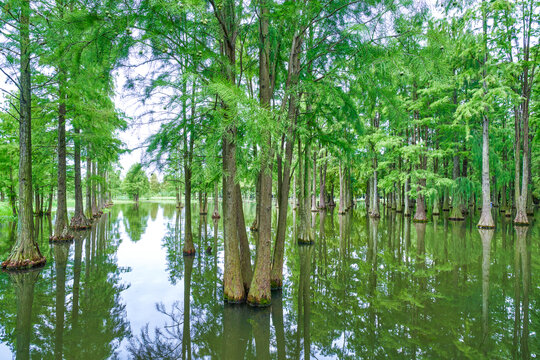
[161,203,176,220]
[127,254,197,360]
[162,209,184,284]
[53,241,71,359]
[478,229,493,354]
[182,256,194,359]
[296,245,312,359]
[64,216,130,359]
[122,204,149,242]
[150,203,159,221]
[12,269,42,360]
[223,305,251,358]
[271,291,286,360]
[252,307,270,360]
[513,226,531,359]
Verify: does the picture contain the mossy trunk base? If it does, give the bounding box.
[70,215,92,230]
[2,254,46,271]
[49,226,74,242]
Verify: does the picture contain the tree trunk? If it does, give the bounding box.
[252,145,261,231]
[477,0,495,228]
[215,0,245,303]
[71,127,90,229]
[52,86,72,241]
[477,114,494,228]
[396,182,403,213]
[2,1,45,269]
[369,171,380,218]
[222,131,245,301]
[443,187,450,212]
[183,134,195,256]
[235,185,253,291]
[91,161,99,217]
[404,175,411,217]
[413,135,427,223]
[198,191,203,214]
[212,181,220,219]
[339,162,346,214]
[311,149,317,212]
[298,140,314,244]
[432,194,440,215]
[86,154,92,219]
[319,152,327,210]
[413,177,428,223]
[248,1,273,305]
[449,154,464,221]
[270,30,302,289]
[8,164,17,217]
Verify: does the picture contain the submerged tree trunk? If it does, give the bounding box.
[3,1,46,269]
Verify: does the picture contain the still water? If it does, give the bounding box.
[0,202,538,359]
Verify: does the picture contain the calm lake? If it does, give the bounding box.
[0,202,538,359]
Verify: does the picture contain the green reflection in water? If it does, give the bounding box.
[0,203,538,359]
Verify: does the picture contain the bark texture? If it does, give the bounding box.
[3,2,46,269]
[248,1,272,306]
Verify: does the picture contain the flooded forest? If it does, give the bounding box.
[0,0,538,359]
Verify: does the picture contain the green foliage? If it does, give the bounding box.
[123,164,150,201]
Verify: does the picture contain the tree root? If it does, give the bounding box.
[247,295,271,307]
[49,234,74,243]
[70,215,92,230]
[2,256,46,271]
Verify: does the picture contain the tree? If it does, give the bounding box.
[1,0,46,270]
[123,164,149,203]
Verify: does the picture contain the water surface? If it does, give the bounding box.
[0,202,538,359]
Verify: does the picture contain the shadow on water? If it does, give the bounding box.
[0,203,538,359]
